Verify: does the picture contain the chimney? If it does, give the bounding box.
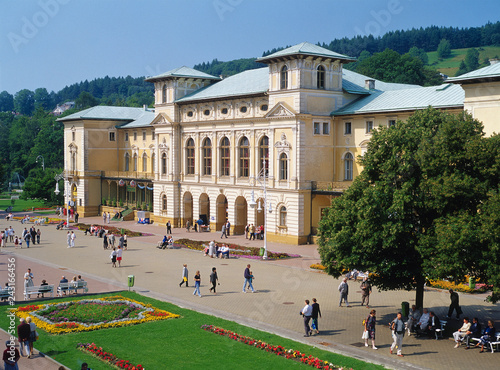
[143,104,147,111]
[489,58,499,65]
[365,79,375,90]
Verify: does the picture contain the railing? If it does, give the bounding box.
[311,181,351,192]
[102,171,155,180]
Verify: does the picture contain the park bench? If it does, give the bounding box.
[434,320,447,340]
[0,288,12,301]
[24,285,55,300]
[471,331,500,353]
[57,281,88,296]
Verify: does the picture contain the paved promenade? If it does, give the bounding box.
[0,213,498,369]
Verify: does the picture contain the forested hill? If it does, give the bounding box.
[194,22,500,77]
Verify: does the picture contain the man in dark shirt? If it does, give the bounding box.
[465,317,482,349]
[427,311,441,338]
[447,289,461,319]
[59,275,69,295]
[242,264,255,293]
[311,298,322,334]
[17,318,30,357]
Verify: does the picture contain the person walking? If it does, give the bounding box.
[67,231,71,248]
[447,289,461,319]
[179,264,189,287]
[70,231,76,248]
[116,245,123,267]
[103,233,108,249]
[166,220,172,234]
[36,229,41,244]
[193,271,202,297]
[242,264,255,293]
[338,278,350,307]
[364,309,378,349]
[17,318,30,358]
[3,339,20,369]
[360,277,372,307]
[119,234,124,249]
[30,227,36,245]
[123,233,128,250]
[26,316,37,358]
[186,220,191,232]
[24,232,31,248]
[220,223,227,239]
[106,212,111,224]
[390,312,405,357]
[249,224,255,240]
[311,298,322,334]
[209,267,219,294]
[102,212,106,224]
[74,211,79,223]
[245,224,250,239]
[110,248,117,267]
[109,233,115,248]
[225,220,230,236]
[301,299,313,337]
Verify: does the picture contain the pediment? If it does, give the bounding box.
[151,112,173,125]
[265,102,297,118]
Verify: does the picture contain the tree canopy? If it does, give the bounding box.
[318,109,500,307]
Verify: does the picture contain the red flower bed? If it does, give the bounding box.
[201,325,350,370]
[77,343,143,369]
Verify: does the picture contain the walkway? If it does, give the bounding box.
[0,212,498,370]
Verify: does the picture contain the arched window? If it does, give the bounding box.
[280,65,288,89]
[162,194,167,211]
[280,206,287,226]
[317,65,325,89]
[279,153,288,180]
[162,84,167,103]
[125,153,130,171]
[202,138,212,176]
[259,136,269,176]
[161,153,167,175]
[344,152,353,180]
[186,138,195,175]
[133,154,138,171]
[239,136,249,177]
[142,153,147,172]
[151,153,155,173]
[71,153,76,171]
[220,137,230,176]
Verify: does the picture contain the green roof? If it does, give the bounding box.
[256,42,356,63]
[145,66,220,82]
[446,62,500,83]
[57,106,154,128]
[176,68,269,103]
[332,83,464,116]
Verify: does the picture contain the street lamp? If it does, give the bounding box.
[249,159,272,259]
[36,155,45,171]
[54,172,69,228]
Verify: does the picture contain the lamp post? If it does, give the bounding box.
[36,155,45,171]
[249,159,272,260]
[54,172,69,228]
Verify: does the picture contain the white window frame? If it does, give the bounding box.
[344,122,352,135]
[313,122,321,135]
[388,119,396,127]
[365,120,373,134]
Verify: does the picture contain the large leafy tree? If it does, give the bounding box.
[0,91,14,112]
[318,109,499,308]
[14,89,35,115]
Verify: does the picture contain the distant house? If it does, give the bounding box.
[52,101,75,116]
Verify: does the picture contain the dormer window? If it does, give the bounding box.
[240,106,247,113]
[317,65,325,89]
[187,111,194,117]
[280,65,288,89]
[221,108,228,115]
[204,109,210,116]
[260,104,268,111]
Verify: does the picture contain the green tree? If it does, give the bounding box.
[14,89,35,115]
[0,91,14,112]
[318,108,499,308]
[456,60,468,76]
[408,46,429,65]
[464,48,480,71]
[22,167,62,203]
[75,91,99,109]
[437,39,451,58]
[34,87,53,111]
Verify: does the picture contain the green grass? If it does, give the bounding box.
[0,291,384,370]
[427,45,500,76]
[0,199,49,212]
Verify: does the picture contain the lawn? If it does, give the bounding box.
[0,291,384,370]
[0,198,49,212]
[427,45,500,76]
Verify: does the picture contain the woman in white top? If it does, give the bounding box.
[26,316,37,358]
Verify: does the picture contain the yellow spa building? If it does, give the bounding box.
[59,42,500,244]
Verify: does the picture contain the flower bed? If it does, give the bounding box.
[201,325,350,370]
[77,343,144,370]
[73,223,153,237]
[310,264,326,271]
[174,238,301,260]
[427,279,492,293]
[13,295,179,334]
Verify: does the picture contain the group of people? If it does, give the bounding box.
[58,275,86,295]
[157,235,174,249]
[245,224,264,240]
[300,298,322,337]
[178,263,256,297]
[204,240,229,258]
[1,226,41,249]
[66,231,76,248]
[16,317,37,360]
[102,211,112,224]
[109,245,124,267]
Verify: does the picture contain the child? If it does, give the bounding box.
[14,236,19,248]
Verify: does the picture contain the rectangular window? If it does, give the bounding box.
[125,132,129,141]
[344,122,351,135]
[388,119,396,127]
[152,131,155,140]
[133,132,137,141]
[313,122,321,135]
[322,122,330,135]
[142,131,146,141]
[72,131,75,141]
[366,121,373,133]
[109,132,115,142]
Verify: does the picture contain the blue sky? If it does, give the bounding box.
[1,0,499,94]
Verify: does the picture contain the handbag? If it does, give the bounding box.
[362,330,369,339]
[183,277,187,282]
